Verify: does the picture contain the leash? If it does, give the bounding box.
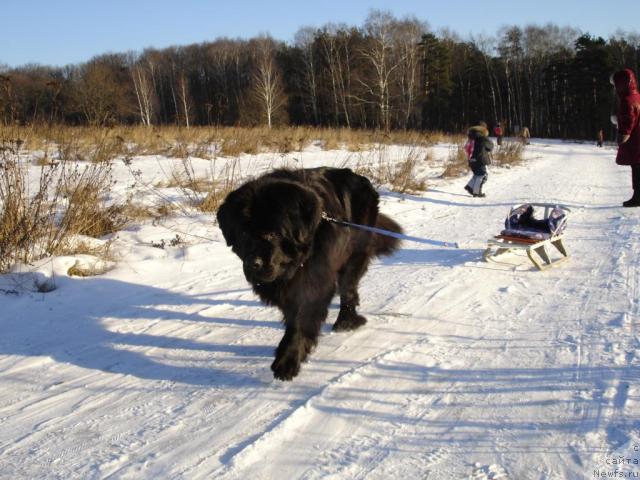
[321,212,459,249]
[148,212,459,249]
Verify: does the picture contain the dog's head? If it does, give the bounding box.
[217,179,322,284]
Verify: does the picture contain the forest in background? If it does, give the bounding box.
[1,11,639,139]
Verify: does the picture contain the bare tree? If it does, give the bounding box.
[74,57,132,126]
[473,34,500,126]
[0,74,15,124]
[294,27,320,125]
[250,36,286,128]
[392,17,428,128]
[317,24,354,127]
[204,40,246,125]
[176,72,192,128]
[130,55,157,127]
[359,10,404,131]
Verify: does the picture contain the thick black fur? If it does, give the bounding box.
[216,168,402,380]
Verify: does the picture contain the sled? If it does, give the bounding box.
[483,203,570,271]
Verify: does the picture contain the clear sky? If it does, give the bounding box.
[2,0,639,68]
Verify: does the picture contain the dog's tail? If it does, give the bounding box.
[373,214,402,256]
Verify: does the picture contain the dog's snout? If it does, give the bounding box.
[244,255,276,282]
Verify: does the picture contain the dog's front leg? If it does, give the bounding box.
[271,327,306,381]
[271,292,333,381]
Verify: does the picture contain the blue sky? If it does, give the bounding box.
[2,0,639,68]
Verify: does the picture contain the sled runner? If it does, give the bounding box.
[483,203,570,270]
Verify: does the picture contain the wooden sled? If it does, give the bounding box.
[483,203,570,271]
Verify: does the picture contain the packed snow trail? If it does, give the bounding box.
[1,141,639,479]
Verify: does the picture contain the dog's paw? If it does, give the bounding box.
[271,354,301,381]
[332,312,367,332]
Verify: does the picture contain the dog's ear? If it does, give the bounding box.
[216,184,253,248]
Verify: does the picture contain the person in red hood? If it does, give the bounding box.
[493,123,503,146]
[612,68,640,207]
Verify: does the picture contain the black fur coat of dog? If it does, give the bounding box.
[216,168,402,380]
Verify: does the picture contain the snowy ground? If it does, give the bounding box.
[1,140,639,479]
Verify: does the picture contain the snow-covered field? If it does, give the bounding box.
[1,139,639,479]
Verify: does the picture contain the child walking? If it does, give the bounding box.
[464,122,494,197]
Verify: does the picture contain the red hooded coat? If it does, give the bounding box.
[614,69,640,166]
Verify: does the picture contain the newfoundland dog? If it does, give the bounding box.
[216,168,402,380]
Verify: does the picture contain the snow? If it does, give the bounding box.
[1,139,639,479]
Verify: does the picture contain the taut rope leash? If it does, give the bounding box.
[321,212,459,249]
[144,212,459,249]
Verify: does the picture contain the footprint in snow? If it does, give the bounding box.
[470,463,510,480]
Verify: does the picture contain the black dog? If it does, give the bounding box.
[216,168,402,380]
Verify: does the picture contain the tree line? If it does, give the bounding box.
[1,10,639,139]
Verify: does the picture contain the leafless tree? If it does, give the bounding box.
[0,74,15,124]
[250,36,286,128]
[473,34,500,125]
[176,72,193,128]
[130,55,157,127]
[359,10,404,131]
[391,17,428,129]
[318,24,353,127]
[294,27,320,125]
[74,57,132,126]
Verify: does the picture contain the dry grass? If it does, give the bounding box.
[164,156,241,213]
[388,155,428,193]
[441,143,470,178]
[0,136,129,273]
[120,202,175,222]
[492,141,525,166]
[352,145,428,193]
[199,180,238,213]
[61,238,117,277]
[0,124,127,163]
[58,237,115,258]
[56,163,127,238]
[0,125,461,162]
[1,140,60,271]
[67,258,115,277]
